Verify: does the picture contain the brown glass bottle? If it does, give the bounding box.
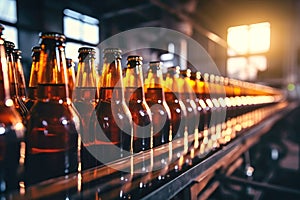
[208,74,222,149]
[164,66,188,165]
[191,72,206,134]
[25,46,40,111]
[197,73,213,155]
[124,55,152,153]
[164,67,187,141]
[74,47,98,169]
[12,49,27,103]
[93,48,133,163]
[180,69,199,150]
[0,29,25,193]
[4,41,28,119]
[25,32,80,185]
[66,58,76,99]
[145,61,171,147]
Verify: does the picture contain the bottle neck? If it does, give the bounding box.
[101,59,123,88]
[145,69,165,101]
[38,41,70,100]
[15,57,27,98]
[164,73,182,93]
[0,40,12,102]
[145,68,164,89]
[124,66,146,102]
[124,66,144,88]
[76,59,97,87]
[6,50,18,98]
[99,57,125,102]
[29,60,39,87]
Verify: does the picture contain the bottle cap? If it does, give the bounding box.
[126,55,143,68]
[78,47,96,59]
[39,32,66,42]
[167,66,180,76]
[149,61,162,70]
[203,73,210,82]
[31,46,41,58]
[78,47,95,53]
[31,46,41,52]
[103,48,121,54]
[4,41,15,52]
[13,49,22,59]
[127,55,142,62]
[180,69,191,78]
[103,48,122,59]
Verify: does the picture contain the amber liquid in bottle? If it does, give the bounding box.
[94,87,132,162]
[125,87,152,152]
[164,92,186,140]
[93,48,133,164]
[25,33,79,185]
[0,30,25,193]
[26,87,79,185]
[145,88,171,146]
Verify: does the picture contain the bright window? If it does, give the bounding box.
[63,9,99,44]
[227,22,270,80]
[2,25,18,48]
[0,0,18,47]
[63,9,100,68]
[0,0,17,23]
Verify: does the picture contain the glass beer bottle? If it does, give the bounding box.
[164,66,188,161]
[145,61,171,147]
[74,47,99,169]
[26,46,41,110]
[12,49,27,104]
[144,61,173,186]
[93,48,133,163]
[200,73,213,155]
[4,41,28,119]
[25,32,80,185]
[0,27,25,194]
[123,55,152,153]
[190,72,206,134]
[179,69,199,151]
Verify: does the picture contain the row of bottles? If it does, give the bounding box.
[0,27,284,197]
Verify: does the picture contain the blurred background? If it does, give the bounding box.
[0,0,299,96]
